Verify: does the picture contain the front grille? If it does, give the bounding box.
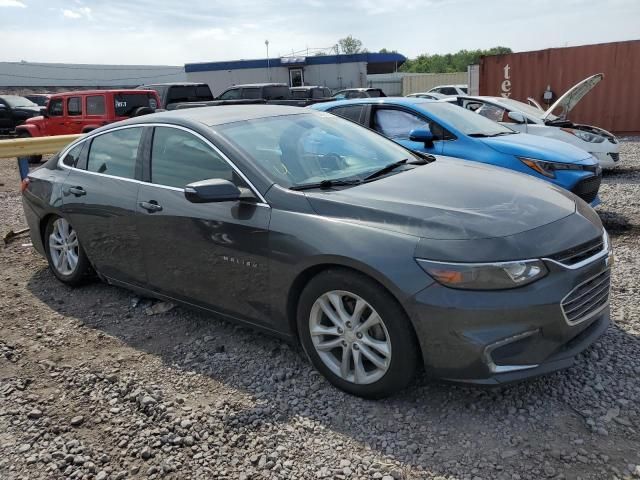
[608,152,620,162]
[571,173,602,204]
[561,269,611,325]
[548,236,604,265]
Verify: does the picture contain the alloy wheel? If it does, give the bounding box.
[48,218,79,276]
[309,290,392,385]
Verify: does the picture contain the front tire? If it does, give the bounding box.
[297,269,419,398]
[44,216,92,285]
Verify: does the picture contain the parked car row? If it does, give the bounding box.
[22,100,613,398]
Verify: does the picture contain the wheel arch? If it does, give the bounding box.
[285,261,420,353]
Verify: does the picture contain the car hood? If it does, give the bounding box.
[13,106,42,115]
[304,157,576,240]
[481,132,593,163]
[542,73,603,121]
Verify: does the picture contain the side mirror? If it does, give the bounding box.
[409,127,435,147]
[507,111,526,124]
[184,179,241,203]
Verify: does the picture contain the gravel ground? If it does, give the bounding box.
[1,143,640,480]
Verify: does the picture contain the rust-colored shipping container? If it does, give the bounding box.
[479,40,640,134]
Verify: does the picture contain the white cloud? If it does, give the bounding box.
[62,6,91,19]
[0,0,26,7]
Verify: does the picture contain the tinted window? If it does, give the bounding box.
[263,86,291,100]
[67,97,82,116]
[165,85,214,104]
[62,143,84,167]
[87,95,105,115]
[460,87,468,93]
[367,90,384,98]
[87,128,142,179]
[218,88,241,100]
[439,87,458,96]
[373,108,428,140]
[114,93,153,117]
[241,88,262,99]
[49,99,63,117]
[291,90,309,99]
[151,127,235,189]
[330,105,365,124]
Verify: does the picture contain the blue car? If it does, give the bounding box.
[311,98,602,206]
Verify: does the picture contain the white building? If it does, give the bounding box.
[185,53,406,96]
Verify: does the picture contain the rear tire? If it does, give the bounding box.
[44,216,93,286]
[17,131,42,164]
[297,269,419,399]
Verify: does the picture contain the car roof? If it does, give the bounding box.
[49,89,157,97]
[315,97,436,109]
[119,104,311,128]
[290,86,325,90]
[141,82,207,86]
[227,83,288,88]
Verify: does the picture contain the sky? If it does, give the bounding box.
[1,0,639,65]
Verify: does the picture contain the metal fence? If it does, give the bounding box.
[401,72,468,95]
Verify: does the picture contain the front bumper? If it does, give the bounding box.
[591,150,620,169]
[406,249,611,384]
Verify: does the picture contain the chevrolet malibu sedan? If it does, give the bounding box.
[312,98,603,206]
[22,105,612,398]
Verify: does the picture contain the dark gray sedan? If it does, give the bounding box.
[22,105,612,398]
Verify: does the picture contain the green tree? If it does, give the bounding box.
[400,47,512,73]
[338,35,364,54]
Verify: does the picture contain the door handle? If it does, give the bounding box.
[68,186,86,196]
[139,201,163,213]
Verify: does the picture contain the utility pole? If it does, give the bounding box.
[265,40,270,82]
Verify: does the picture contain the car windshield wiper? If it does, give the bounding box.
[468,131,515,138]
[289,178,362,191]
[364,157,430,182]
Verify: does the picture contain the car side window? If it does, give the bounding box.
[373,108,430,140]
[87,95,106,115]
[476,104,507,122]
[150,127,238,189]
[330,105,365,125]
[62,143,84,167]
[67,97,82,116]
[241,88,261,99]
[87,128,142,179]
[219,88,241,100]
[49,99,63,117]
[439,87,458,96]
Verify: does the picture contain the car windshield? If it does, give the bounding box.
[419,102,516,136]
[217,113,415,188]
[4,95,37,108]
[496,98,557,121]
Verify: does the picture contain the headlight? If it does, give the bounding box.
[416,259,548,290]
[561,128,605,143]
[518,157,588,178]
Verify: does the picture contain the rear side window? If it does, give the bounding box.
[67,97,82,116]
[114,94,153,117]
[263,86,290,100]
[62,143,84,167]
[49,99,63,117]
[150,127,236,189]
[330,105,365,124]
[291,90,309,99]
[218,88,240,100]
[367,90,384,98]
[241,88,261,99]
[87,96,106,115]
[439,87,458,96]
[165,85,214,104]
[87,128,142,179]
[313,88,331,99]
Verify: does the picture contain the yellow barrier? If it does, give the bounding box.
[0,134,83,159]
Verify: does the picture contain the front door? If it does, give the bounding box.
[370,106,444,155]
[45,98,67,136]
[289,68,304,87]
[60,126,147,286]
[136,125,272,324]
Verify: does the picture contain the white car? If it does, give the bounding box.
[428,84,468,96]
[451,74,620,169]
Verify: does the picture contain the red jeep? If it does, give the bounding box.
[16,89,160,138]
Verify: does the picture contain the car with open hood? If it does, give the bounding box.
[451,74,620,169]
[22,105,611,398]
[312,97,603,206]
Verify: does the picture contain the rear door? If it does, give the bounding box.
[136,125,272,324]
[84,94,107,131]
[60,126,147,286]
[63,96,83,134]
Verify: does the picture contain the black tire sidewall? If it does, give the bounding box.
[297,269,419,399]
[44,216,91,285]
